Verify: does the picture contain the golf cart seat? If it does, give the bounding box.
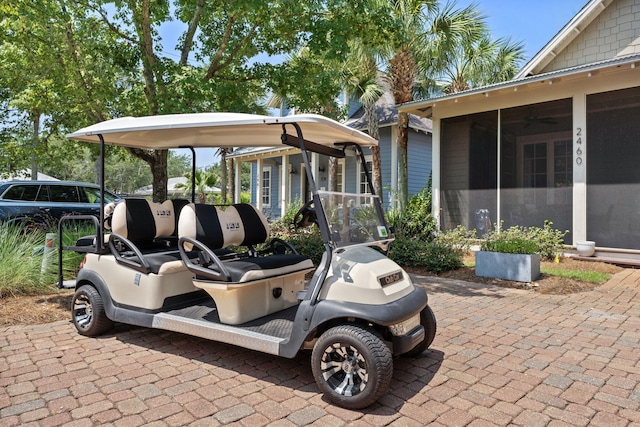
[109,198,194,275]
[178,203,314,324]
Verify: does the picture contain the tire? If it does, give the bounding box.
[311,325,392,409]
[404,305,437,357]
[72,285,114,336]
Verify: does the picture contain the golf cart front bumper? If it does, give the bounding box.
[393,325,425,354]
[389,313,425,354]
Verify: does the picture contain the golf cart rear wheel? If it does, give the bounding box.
[312,325,392,409]
[72,285,113,336]
[404,305,437,357]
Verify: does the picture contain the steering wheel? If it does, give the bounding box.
[294,200,317,228]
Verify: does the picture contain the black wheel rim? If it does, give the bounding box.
[73,293,93,330]
[320,342,368,397]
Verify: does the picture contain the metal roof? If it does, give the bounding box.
[399,54,640,115]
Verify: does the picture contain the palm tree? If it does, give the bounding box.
[436,34,525,94]
[343,53,384,198]
[384,0,485,210]
[175,169,219,204]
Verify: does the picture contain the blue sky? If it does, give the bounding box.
[170,0,589,167]
[456,0,587,60]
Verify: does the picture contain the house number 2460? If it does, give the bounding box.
[576,128,583,165]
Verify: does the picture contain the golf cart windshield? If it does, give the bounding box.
[318,190,393,250]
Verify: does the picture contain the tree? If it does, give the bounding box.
[174,169,220,204]
[435,35,525,95]
[382,0,485,211]
[343,51,384,199]
[3,0,377,201]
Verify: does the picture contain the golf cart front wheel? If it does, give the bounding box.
[311,325,392,409]
[72,285,113,336]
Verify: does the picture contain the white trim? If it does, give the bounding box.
[234,160,242,203]
[256,158,263,210]
[516,0,613,78]
[573,93,587,244]
[280,154,288,217]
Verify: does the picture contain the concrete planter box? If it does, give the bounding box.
[475,251,541,282]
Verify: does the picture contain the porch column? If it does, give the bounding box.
[280,154,289,217]
[234,160,242,203]
[256,158,263,210]
[572,93,587,244]
[432,118,441,229]
[311,153,320,189]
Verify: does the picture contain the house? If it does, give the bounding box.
[398,0,640,260]
[228,90,432,219]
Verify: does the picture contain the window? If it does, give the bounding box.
[523,142,547,188]
[48,185,80,203]
[83,187,119,204]
[2,184,40,201]
[261,167,271,207]
[336,161,344,193]
[359,158,372,194]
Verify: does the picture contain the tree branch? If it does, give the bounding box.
[180,0,205,66]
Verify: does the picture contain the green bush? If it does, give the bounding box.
[481,220,568,260]
[482,237,538,254]
[0,222,96,297]
[0,224,51,296]
[388,235,463,273]
[286,230,325,266]
[387,184,436,241]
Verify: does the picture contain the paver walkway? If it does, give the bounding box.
[1,269,640,426]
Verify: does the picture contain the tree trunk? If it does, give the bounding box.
[31,112,40,180]
[127,148,168,202]
[389,48,416,211]
[328,157,337,192]
[364,103,382,201]
[397,111,409,211]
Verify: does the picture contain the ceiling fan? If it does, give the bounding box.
[524,107,558,127]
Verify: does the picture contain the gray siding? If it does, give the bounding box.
[408,130,432,195]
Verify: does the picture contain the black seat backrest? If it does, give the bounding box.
[111,198,185,246]
[178,203,270,251]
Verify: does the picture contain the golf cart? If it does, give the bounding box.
[59,113,436,409]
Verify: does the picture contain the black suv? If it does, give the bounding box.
[0,181,120,226]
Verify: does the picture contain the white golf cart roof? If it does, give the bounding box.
[67,113,377,149]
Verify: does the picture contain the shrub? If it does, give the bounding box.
[481,220,568,260]
[0,224,52,296]
[482,237,538,254]
[387,179,436,241]
[388,235,463,273]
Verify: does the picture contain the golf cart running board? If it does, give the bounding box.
[152,313,285,355]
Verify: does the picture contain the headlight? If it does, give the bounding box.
[389,313,420,336]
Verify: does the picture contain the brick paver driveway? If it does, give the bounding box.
[2,270,640,426]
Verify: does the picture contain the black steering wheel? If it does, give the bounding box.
[294,200,317,228]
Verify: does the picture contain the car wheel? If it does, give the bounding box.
[72,285,113,336]
[311,325,392,409]
[404,305,437,357]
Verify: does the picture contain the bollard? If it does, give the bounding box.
[41,232,57,275]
